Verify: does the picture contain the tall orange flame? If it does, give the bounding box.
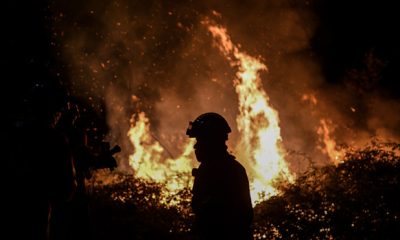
[207,23,293,204]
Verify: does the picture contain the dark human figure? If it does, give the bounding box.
[4,1,79,238]
[50,99,119,240]
[5,84,75,240]
[186,112,254,240]
[49,100,93,240]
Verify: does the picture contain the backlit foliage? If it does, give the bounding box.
[88,141,399,239]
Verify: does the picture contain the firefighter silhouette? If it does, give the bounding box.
[49,100,92,240]
[50,99,119,240]
[6,83,75,240]
[187,112,254,240]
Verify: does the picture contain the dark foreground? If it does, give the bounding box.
[85,141,400,240]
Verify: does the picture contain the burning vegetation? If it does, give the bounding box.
[88,141,399,239]
[82,20,399,239]
[9,0,399,239]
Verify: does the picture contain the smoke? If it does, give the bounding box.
[50,0,399,174]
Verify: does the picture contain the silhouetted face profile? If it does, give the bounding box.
[194,136,225,163]
[193,138,208,163]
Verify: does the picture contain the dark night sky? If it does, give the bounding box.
[4,1,64,121]
[311,0,399,97]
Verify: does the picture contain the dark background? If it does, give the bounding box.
[311,0,399,97]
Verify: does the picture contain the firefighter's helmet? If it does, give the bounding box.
[186,112,231,140]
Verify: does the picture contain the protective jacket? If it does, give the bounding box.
[192,152,253,240]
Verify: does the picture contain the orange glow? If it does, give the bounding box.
[301,93,318,106]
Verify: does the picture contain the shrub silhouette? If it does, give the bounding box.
[88,173,194,240]
[253,141,400,239]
